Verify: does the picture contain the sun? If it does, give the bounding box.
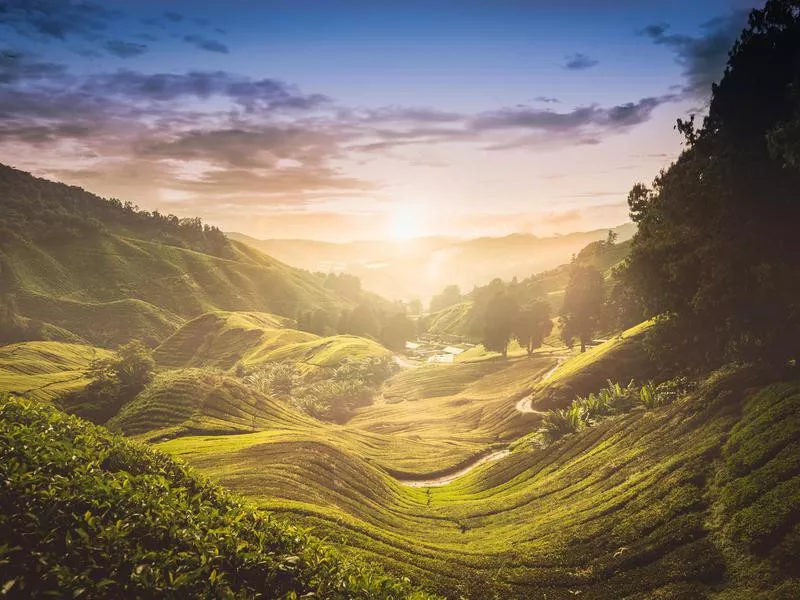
[389,203,426,241]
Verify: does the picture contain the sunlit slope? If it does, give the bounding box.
[0,397,434,599]
[153,311,299,369]
[107,368,317,439]
[3,231,348,347]
[0,341,113,402]
[154,310,390,371]
[531,319,658,408]
[158,369,800,599]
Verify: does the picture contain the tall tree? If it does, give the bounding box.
[514,300,553,356]
[560,265,604,352]
[380,313,416,351]
[622,0,800,366]
[482,291,518,357]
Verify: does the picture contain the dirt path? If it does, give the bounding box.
[395,352,567,487]
[398,449,511,488]
[514,356,568,414]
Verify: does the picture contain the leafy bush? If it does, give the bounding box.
[539,403,584,443]
[61,340,155,424]
[0,396,435,599]
[244,362,297,398]
[540,377,693,444]
[332,356,397,387]
[295,379,374,423]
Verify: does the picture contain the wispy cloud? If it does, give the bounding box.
[563,53,599,70]
[640,9,751,100]
[183,34,229,54]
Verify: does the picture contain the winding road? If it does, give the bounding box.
[398,449,511,487]
[514,355,568,413]
[394,353,568,487]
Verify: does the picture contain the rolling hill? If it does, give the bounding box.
[0,164,354,347]
[153,310,391,372]
[149,333,799,599]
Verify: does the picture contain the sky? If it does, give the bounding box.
[0,0,762,241]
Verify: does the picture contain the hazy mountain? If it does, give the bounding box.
[228,223,636,303]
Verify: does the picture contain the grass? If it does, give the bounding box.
[155,310,389,375]
[3,226,351,347]
[2,318,796,598]
[0,341,113,402]
[154,367,800,599]
[107,368,316,440]
[0,396,435,599]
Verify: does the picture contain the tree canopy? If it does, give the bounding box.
[621,0,800,367]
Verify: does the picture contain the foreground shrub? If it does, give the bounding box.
[0,396,434,599]
[539,377,694,444]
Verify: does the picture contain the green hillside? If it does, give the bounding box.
[107,368,316,439]
[154,310,390,373]
[0,341,114,402]
[0,165,352,347]
[0,396,433,599]
[153,355,800,599]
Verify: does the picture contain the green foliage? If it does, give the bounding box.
[621,0,800,366]
[379,312,415,352]
[295,379,374,423]
[513,299,552,356]
[0,397,433,599]
[560,263,605,352]
[479,289,518,357]
[540,376,693,444]
[539,403,584,443]
[244,362,297,398]
[294,357,396,422]
[64,341,154,424]
[0,164,232,257]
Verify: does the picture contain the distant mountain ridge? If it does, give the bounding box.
[228,223,636,302]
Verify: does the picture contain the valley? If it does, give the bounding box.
[1,5,800,594]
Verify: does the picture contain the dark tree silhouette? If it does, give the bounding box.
[621,0,800,367]
[514,300,553,356]
[560,265,604,352]
[482,291,518,357]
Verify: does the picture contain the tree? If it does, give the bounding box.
[380,313,416,351]
[514,300,553,356]
[347,303,380,338]
[114,340,156,395]
[482,291,518,357]
[407,298,423,316]
[72,340,155,423]
[560,265,604,352]
[621,0,800,366]
[430,285,462,313]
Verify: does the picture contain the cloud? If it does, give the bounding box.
[184,34,229,54]
[533,96,560,104]
[563,53,599,70]
[0,0,118,41]
[104,40,148,58]
[0,50,66,84]
[640,10,750,100]
[81,70,330,112]
[164,11,184,23]
[472,95,672,133]
[137,127,345,170]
